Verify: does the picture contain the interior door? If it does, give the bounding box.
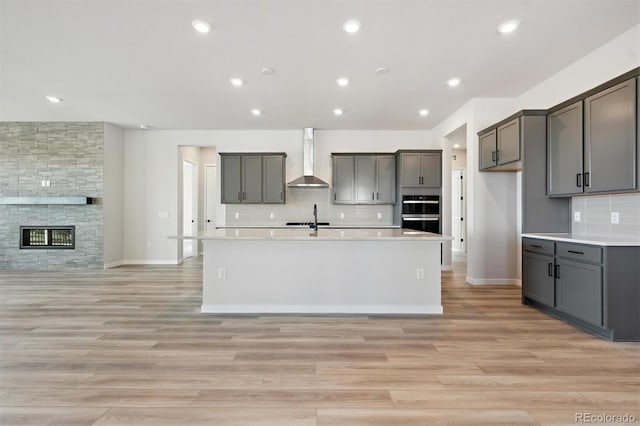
[182,160,197,258]
[451,169,465,251]
[205,165,217,231]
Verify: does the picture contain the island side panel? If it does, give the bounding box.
[201,239,442,314]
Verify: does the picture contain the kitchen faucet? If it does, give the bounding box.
[312,204,318,230]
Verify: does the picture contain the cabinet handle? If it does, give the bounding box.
[243,192,246,200]
[548,262,553,277]
[417,176,421,185]
[584,172,590,187]
[334,193,337,201]
[531,244,542,249]
[280,191,283,201]
[376,192,379,200]
[567,250,584,255]
[492,151,496,162]
[372,192,375,200]
[238,192,241,201]
[576,173,582,188]
[496,150,500,162]
[555,264,560,279]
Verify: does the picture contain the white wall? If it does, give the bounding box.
[123,130,434,263]
[432,24,640,285]
[103,122,124,268]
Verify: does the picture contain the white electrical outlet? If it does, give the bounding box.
[340,212,345,219]
[158,211,169,219]
[416,268,424,279]
[218,268,226,279]
[46,180,50,187]
[146,241,151,248]
[270,212,275,220]
[235,212,240,219]
[41,180,46,187]
[574,211,581,222]
[611,212,620,224]
[377,212,382,220]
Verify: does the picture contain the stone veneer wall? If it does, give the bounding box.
[0,122,104,269]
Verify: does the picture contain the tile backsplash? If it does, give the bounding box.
[225,188,394,226]
[571,193,640,238]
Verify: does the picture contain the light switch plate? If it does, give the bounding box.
[611,212,620,224]
[573,211,581,222]
[377,212,382,220]
[235,212,240,219]
[158,211,169,219]
[340,212,345,219]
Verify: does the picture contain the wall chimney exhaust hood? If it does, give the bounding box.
[287,128,329,188]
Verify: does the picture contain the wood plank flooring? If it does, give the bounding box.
[0,254,638,425]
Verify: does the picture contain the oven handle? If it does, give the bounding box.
[402,200,439,204]
[402,217,439,221]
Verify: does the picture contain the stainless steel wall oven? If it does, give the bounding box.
[401,195,440,233]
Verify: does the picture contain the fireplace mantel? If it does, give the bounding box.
[0,196,94,205]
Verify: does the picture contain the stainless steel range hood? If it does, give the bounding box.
[287,128,330,188]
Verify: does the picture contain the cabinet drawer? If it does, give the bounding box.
[523,238,554,255]
[557,242,602,263]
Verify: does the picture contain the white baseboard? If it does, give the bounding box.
[123,260,179,265]
[103,260,124,269]
[441,265,453,271]
[201,304,444,315]
[466,276,519,285]
[515,279,522,288]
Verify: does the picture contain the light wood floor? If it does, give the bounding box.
[0,254,638,425]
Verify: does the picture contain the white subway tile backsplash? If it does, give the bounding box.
[572,193,640,239]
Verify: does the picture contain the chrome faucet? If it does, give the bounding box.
[312,204,318,230]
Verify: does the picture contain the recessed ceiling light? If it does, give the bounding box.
[447,78,461,87]
[419,109,429,117]
[230,77,244,87]
[139,124,149,129]
[46,95,62,103]
[251,109,261,116]
[333,108,344,116]
[261,67,274,75]
[192,20,211,34]
[497,19,519,34]
[336,77,349,87]
[453,144,460,148]
[343,20,361,34]
[375,67,389,75]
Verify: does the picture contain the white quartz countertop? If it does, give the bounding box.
[174,228,451,241]
[522,233,640,247]
[215,225,402,229]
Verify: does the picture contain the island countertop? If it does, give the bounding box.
[176,228,452,242]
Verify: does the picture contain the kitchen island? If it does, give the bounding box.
[188,228,450,314]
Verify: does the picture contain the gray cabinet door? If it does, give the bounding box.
[420,153,441,187]
[584,78,637,193]
[355,156,376,203]
[548,101,584,196]
[555,259,603,327]
[497,118,520,165]
[376,155,396,203]
[479,130,497,170]
[221,155,242,203]
[263,155,285,204]
[241,155,262,203]
[332,155,354,203]
[400,153,422,187]
[523,251,555,307]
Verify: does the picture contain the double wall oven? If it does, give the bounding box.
[401,195,440,233]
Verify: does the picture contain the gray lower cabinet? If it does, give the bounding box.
[547,101,583,196]
[584,78,637,193]
[523,251,554,307]
[522,237,640,341]
[332,154,396,204]
[220,153,286,204]
[555,258,603,327]
[398,151,441,188]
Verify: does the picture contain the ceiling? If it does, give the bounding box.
[1,0,638,131]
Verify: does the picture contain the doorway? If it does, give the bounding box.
[182,160,197,258]
[204,165,217,231]
[452,168,466,252]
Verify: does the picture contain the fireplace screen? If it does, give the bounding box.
[20,226,75,249]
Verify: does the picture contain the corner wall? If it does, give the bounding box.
[103,123,124,268]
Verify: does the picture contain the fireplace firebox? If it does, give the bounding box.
[20,226,75,249]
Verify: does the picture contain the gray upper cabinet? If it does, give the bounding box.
[220,153,286,204]
[497,118,520,165]
[262,155,286,203]
[547,101,584,196]
[242,156,263,203]
[332,155,355,204]
[398,151,441,188]
[221,155,243,204]
[584,78,637,193]
[332,154,397,204]
[479,130,497,170]
[375,155,396,203]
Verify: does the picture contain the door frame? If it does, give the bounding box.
[182,159,198,258]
